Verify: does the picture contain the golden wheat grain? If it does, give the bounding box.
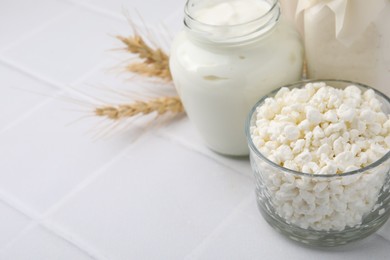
[127,63,171,81]
[117,35,172,81]
[95,96,183,120]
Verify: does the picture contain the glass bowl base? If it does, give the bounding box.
[256,199,390,247]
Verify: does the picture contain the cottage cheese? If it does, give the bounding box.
[251,82,390,231]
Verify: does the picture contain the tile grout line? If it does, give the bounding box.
[0,222,39,257]
[64,0,126,23]
[0,57,127,257]
[35,143,142,260]
[0,55,112,92]
[0,140,139,259]
[0,192,44,255]
[0,220,108,260]
[61,59,116,102]
[66,0,177,55]
[41,138,140,217]
[156,131,253,180]
[0,57,66,90]
[41,222,110,260]
[0,38,117,221]
[0,58,111,136]
[0,10,75,54]
[0,190,42,221]
[184,194,255,260]
[63,0,161,30]
[376,231,390,244]
[0,90,65,136]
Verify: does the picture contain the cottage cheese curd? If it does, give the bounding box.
[250,82,390,231]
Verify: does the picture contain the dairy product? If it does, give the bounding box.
[279,0,390,96]
[170,0,303,156]
[192,0,270,25]
[305,5,390,97]
[250,82,390,231]
[253,82,390,172]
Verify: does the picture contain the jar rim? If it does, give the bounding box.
[184,0,279,28]
[183,0,280,44]
[245,79,390,178]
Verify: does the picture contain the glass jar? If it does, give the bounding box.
[279,0,390,97]
[246,80,390,247]
[169,0,304,156]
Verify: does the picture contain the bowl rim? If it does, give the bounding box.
[245,79,390,178]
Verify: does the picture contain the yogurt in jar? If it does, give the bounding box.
[170,0,303,156]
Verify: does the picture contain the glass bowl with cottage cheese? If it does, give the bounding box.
[246,79,390,246]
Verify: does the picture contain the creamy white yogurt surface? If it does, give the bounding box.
[193,0,271,25]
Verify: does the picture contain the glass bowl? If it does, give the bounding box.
[246,80,390,247]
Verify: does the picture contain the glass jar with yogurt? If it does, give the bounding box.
[169,0,304,156]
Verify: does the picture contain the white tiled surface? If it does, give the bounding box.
[0,1,389,259]
[0,64,59,131]
[2,7,128,84]
[0,0,73,51]
[48,134,253,260]
[0,201,30,248]
[0,226,95,260]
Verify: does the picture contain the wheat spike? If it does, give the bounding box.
[117,35,172,81]
[127,63,171,81]
[95,96,183,120]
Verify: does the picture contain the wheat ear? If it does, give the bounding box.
[117,35,172,81]
[95,96,183,120]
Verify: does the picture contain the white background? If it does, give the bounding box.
[0,0,389,259]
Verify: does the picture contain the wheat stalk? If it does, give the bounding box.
[95,96,184,120]
[87,23,183,133]
[127,63,171,81]
[117,35,172,81]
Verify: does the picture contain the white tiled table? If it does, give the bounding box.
[1,0,389,259]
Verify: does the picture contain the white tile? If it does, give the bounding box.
[0,226,93,260]
[81,0,187,26]
[0,64,59,130]
[158,117,253,178]
[378,220,390,242]
[3,8,129,84]
[0,201,30,248]
[189,197,390,260]
[0,0,73,50]
[162,7,185,36]
[0,94,136,213]
[48,134,253,260]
